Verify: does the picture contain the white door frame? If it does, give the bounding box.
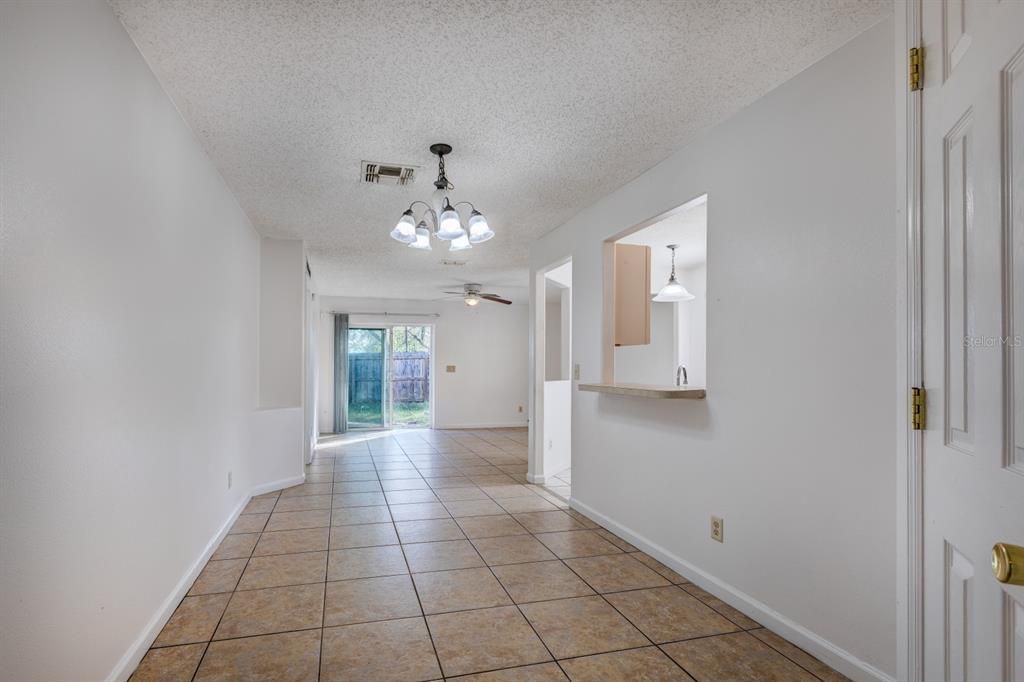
[898,1,924,681]
[528,256,572,485]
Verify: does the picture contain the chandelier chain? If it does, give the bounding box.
[436,154,455,191]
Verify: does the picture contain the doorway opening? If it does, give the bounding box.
[530,258,572,495]
[345,324,433,430]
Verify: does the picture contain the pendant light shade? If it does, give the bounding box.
[390,209,417,244]
[654,275,695,302]
[409,224,432,250]
[436,199,465,240]
[449,232,472,251]
[653,244,695,302]
[467,210,494,243]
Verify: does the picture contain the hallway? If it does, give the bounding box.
[132,428,847,681]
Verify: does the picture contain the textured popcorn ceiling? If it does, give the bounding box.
[110,0,887,300]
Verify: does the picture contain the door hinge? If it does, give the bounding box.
[909,47,923,92]
[911,386,926,430]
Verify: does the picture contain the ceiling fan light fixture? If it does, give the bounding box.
[464,293,481,306]
[390,209,417,244]
[436,198,465,240]
[467,210,494,243]
[449,232,472,251]
[409,224,432,250]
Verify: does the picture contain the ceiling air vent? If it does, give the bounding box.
[361,161,418,186]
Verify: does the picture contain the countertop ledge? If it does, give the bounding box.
[577,383,707,399]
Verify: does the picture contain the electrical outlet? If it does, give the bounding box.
[573,363,580,380]
[547,439,553,450]
[710,516,723,542]
[228,471,233,490]
[517,405,524,413]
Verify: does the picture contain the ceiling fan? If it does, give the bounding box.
[441,283,512,306]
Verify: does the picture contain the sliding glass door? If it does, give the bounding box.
[389,325,431,428]
[347,327,386,428]
[341,324,433,431]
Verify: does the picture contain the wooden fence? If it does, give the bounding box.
[349,351,430,404]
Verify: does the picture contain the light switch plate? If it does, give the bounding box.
[573,364,580,380]
[446,365,456,373]
[711,516,723,542]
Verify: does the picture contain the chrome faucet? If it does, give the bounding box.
[676,365,688,386]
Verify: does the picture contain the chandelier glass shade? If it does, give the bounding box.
[467,210,494,243]
[390,209,417,244]
[436,199,465,240]
[389,144,494,252]
[409,224,432,250]
[449,232,472,251]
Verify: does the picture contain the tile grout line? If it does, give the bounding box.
[742,630,834,682]
[317,480,330,682]
[383,442,446,680]
[185,491,272,681]
[465,524,572,680]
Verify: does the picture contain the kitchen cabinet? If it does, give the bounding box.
[613,243,650,346]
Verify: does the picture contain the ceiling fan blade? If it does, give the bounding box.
[480,294,512,305]
[441,291,465,295]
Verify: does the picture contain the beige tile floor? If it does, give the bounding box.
[130,427,848,681]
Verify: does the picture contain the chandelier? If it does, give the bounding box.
[389,143,494,251]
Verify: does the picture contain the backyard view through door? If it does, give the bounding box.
[347,325,432,429]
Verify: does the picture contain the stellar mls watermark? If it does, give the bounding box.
[963,335,1023,348]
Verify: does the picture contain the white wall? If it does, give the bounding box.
[259,238,305,409]
[545,300,562,381]
[542,380,572,477]
[304,285,319,463]
[0,3,303,679]
[318,310,337,432]
[560,287,572,378]
[529,18,896,681]
[614,302,677,385]
[318,297,529,430]
[677,264,706,387]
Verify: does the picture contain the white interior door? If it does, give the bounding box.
[921,1,1024,680]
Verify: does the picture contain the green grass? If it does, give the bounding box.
[348,401,429,427]
[392,402,430,426]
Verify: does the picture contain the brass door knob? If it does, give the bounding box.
[992,543,1024,585]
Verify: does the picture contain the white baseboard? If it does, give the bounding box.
[569,497,896,682]
[526,472,549,484]
[434,421,528,430]
[107,473,305,682]
[252,473,305,497]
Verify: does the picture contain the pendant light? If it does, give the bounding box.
[653,244,695,302]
